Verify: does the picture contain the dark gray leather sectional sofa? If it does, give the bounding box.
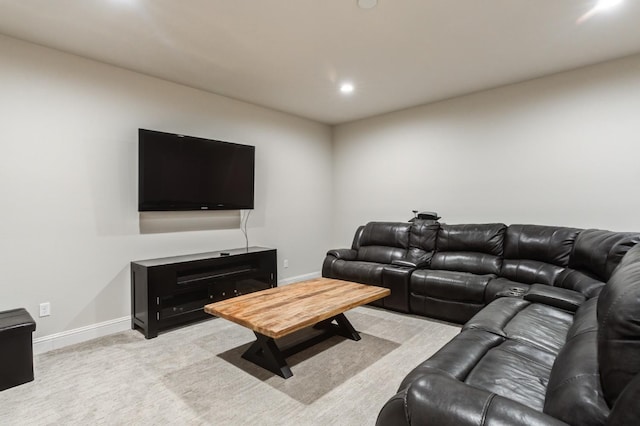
[322,221,640,425]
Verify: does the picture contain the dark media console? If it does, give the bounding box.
[131,247,277,338]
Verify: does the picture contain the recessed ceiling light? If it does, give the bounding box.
[358,0,378,9]
[340,83,354,94]
[595,0,623,11]
[577,0,624,23]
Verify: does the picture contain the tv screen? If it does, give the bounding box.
[138,129,255,211]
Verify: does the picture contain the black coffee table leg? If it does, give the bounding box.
[314,313,361,341]
[241,332,293,379]
[241,313,360,379]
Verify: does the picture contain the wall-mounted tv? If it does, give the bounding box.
[138,129,255,211]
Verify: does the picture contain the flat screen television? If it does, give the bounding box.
[138,129,255,211]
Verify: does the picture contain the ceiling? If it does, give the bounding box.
[1,0,639,125]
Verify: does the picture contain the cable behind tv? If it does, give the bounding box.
[241,210,251,251]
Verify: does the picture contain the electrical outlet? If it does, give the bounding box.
[39,302,51,317]
[283,259,289,268]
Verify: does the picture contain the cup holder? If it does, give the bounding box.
[496,287,526,299]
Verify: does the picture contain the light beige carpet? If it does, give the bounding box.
[0,307,459,425]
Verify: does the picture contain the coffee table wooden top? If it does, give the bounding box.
[204,277,389,339]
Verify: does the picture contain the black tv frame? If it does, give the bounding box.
[138,129,255,212]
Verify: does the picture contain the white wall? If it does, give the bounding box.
[0,35,333,339]
[3,34,640,345]
[332,54,640,246]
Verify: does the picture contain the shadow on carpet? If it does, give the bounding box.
[219,331,399,404]
[164,331,399,409]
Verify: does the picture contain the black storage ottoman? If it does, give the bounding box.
[0,308,36,391]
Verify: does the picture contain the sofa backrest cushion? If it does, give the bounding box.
[605,372,640,426]
[555,268,605,298]
[351,225,365,250]
[569,229,640,282]
[597,243,640,407]
[504,225,580,267]
[406,221,440,266]
[409,221,439,251]
[544,299,609,425]
[436,223,506,255]
[544,330,609,425]
[431,252,502,276]
[431,224,506,275]
[500,259,565,286]
[357,222,411,264]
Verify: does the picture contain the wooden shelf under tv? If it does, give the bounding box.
[130,247,277,339]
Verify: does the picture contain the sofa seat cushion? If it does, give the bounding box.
[411,269,491,303]
[398,329,555,412]
[464,298,573,354]
[399,329,504,390]
[465,339,556,410]
[487,302,572,354]
[326,260,384,285]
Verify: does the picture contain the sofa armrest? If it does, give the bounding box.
[381,264,413,313]
[322,248,358,279]
[391,253,431,269]
[391,259,417,268]
[523,284,585,312]
[377,373,569,426]
[326,248,357,261]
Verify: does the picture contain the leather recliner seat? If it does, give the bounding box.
[323,221,640,323]
[409,223,506,323]
[375,243,640,426]
[323,220,640,425]
[321,222,412,287]
[323,221,439,312]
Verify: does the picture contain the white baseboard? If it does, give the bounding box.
[33,271,323,354]
[278,271,321,285]
[33,316,131,355]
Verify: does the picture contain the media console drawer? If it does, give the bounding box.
[131,247,277,339]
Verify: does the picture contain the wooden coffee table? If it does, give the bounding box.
[204,277,390,378]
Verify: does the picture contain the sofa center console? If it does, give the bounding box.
[131,246,277,339]
[495,286,526,298]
